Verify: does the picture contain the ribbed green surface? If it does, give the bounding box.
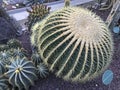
[0,76,9,90]
[5,57,37,90]
[32,7,113,82]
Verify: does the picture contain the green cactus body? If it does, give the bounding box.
[0,76,9,90]
[31,22,41,47]
[0,51,11,65]
[27,4,51,30]
[5,57,37,90]
[0,62,5,75]
[33,7,113,82]
[0,45,9,51]
[7,39,22,49]
[31,52,42,67]
[37,63,49,78]
[11,48,28,58]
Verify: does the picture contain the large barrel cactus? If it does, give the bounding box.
[31,7,113,82]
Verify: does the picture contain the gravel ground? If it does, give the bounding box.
[17,2,120,90]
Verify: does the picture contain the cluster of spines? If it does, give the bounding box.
[7,39,22,49]
[27,4,51,30]
[31,7,113,82]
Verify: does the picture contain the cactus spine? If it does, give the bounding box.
[31,7,113,82]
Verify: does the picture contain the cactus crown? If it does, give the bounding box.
[32,7,113,82]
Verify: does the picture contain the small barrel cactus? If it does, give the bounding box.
[0,44,9,51]
[27,4,51,30]
[11,48,28,58]
[5,57,37,90]
[0,76,9,90]
[7,39,22,49]
[37,63,49,78]
[31,52,42,66]
[0,51,11,65]
[32,7,113,82]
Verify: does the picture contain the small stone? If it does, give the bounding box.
[95,84,98,87]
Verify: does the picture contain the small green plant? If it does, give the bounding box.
[11,48,28,58]
[0,44,9,51]
[31,52,42,66]
[5,57,37,90]
[7,39,22,49]
[31,7,113,82]
[37,63,49,78]
[0,50,11,65]
[27,4,51,30]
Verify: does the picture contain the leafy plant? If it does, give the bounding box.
[5,57,37,90]
[31,7,113,82]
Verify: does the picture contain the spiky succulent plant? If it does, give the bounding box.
[7,39,22,49]
[0,50,11,65]
[27,4,51,30]
[31,22,41,47]
[11,48,28,58]
[31,52,42,66]
[37,63,49,78]
[5,57,37,90]
[0,61,6,75]
[31,7,113,82]
[0,44,9,51]
[0,76,9,90]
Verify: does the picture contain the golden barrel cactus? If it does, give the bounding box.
[31,7,113,82]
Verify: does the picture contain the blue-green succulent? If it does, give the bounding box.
[5,56,37,90]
